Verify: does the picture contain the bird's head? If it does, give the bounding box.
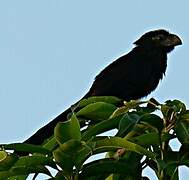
[134,29,182,52]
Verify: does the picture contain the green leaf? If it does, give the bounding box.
[117,113,140,137]
[156,151,180,180]
[0,151,18,171]
[53,139,83,172]
[94,137,156,159]
[175,121,189,144]
[0,171,12,180]
[0,151,7,161]
[167,164,179,180]
[179,111,189,123]
[0,156,55,180]
[110,100,145,118]
[42,137,58,151]
[2,143,51,155]
[132,132,160,146]
[76,102,117,121]
[161,104,171,118]
[74,142,94,170]
[54,113,81,145]
[78,96,122,108]
[165,100,186,113]
[54,171,67,179]
[81,115,121,141]
[107,152,143,179]
[13,155,56,169]
[4,175,27,180]
[139,114,163,132]
[157,160,179,180]
[161,100,186,119]
[0,166,51,179]
[53,147,73,172]
[175,111,189,145]
[180,151,189,167]
[79,158,141,179]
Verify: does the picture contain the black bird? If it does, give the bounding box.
[24,29,182,145]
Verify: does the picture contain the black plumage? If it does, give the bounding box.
[24,29,182,145]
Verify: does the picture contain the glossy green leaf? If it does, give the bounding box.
[74,143,94,170]
[179,111,189,123]
[139,114,163,132]
[156,151,180,180]
[179,150,189,167]
[53,139,83,171]
[54,113,81,145]
[175,121,189,144]
[42,136,58,151]
[0,166,51,179]
[79,158,141,179]
[167,164,179,180]
[161,100,186,119]
[78,96,122,108]
[13,155,56,169]
[110,100,145,118]
[94,137,156,159]
[53,147,73,172]
[82,115,121,141]
[117,113,140,137]
[76,102,117,121]
[0,151,7,161]
[165,100,186,113]
[132,132,160,146]
[0,151,18,171]
[2,143,51,155]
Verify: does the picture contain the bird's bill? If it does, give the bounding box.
[165,34,182,47]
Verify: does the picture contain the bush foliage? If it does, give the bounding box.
[1,96,189,179]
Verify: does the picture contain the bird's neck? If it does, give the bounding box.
[133,46,167,75]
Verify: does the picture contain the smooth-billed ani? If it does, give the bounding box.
[24,29,182,145]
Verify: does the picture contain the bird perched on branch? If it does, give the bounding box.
[24,29,182,145]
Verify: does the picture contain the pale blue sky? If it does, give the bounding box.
[0,1,188,179]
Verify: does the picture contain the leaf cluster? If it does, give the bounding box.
[1,97,189,179]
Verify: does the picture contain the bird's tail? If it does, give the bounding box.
[23,89,93,145]
[23,107,72,145]
[17,90,95,157]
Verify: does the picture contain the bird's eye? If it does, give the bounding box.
[152,35,164,41]
[158,35,165,40]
